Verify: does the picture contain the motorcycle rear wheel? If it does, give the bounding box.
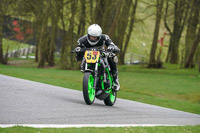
[83,72,95,105]
[104,91,117,106]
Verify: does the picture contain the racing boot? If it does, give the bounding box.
[80,59,86,73]
[113,71,120,91]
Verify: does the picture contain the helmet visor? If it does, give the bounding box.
[88,35,100,42]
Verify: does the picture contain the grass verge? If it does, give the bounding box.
[0,62,200,114]
[0,125,200,133]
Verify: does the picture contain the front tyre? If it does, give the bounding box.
[104,91,117,106]
[83,72,95,105]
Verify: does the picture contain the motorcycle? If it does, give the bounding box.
[73,46,117,106]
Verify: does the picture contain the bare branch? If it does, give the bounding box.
[141,13,155,21]
[164,0,172,36]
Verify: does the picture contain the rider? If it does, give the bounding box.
[75,24,120,91]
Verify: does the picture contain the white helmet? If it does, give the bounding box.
[87,24,102,46]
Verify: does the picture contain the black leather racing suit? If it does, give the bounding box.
[75,34,120,73]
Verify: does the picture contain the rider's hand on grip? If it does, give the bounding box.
[107,46,115,52]
[75,47,81,53]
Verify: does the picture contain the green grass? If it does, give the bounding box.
[0,125,200,133]
[118,64,200,114]
[0,62,200,114]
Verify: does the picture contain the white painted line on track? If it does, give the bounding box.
[0,124,178,128]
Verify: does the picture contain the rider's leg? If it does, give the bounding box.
[112,70,120,91]
[108,57,120,91]
[80,58,86,72]
[75,53,85,72]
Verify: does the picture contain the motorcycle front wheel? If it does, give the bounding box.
[83,72,95,105]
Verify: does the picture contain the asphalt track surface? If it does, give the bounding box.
[0,74,200,127]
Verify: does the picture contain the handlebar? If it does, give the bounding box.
[71,46,115,55]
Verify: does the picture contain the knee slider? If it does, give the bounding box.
[113,56,118,63]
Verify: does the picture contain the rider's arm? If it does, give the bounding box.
[75,36,87,54]
[104,34,120,53]
[74,37,86,61]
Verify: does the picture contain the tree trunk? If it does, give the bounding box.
[103,0,121,34]
[185,0,199,61]
[184,26,200,68]
[38,18,48,68]
[0,3,4,64]
[121,0,138,64]
[94,0,122,35]
[148,0,164,68]
[194,46,200,64]
[32,1,44,63]
[0,0,11,64]
[94,0,106,26]
[93,0,137,64]
[60,0,78,69]
[47,20,57,66]
[47,0,61,66]
[199,59,200,72]
[115,0,132,64]
[35,43,38,62]
[89,0,94,23]
[166,0,189,63]
[37,3,49,68]
[60,0,66,62]
[169,32,180,64]
[78,0,86,37]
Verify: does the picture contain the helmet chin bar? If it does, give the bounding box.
[88,35,99,41]
[87,36,101,46]
[87,34,101,46]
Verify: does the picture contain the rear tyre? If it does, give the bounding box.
[83,72,95,105]
[104,91,117,106]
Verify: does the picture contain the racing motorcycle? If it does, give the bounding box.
[73,46,117,106]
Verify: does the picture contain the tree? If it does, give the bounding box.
[118,0,138,64]
[148,0,164,68]
[94,0,121,34]
[89,0,94,23]
[165,0,189,64]
[184,0,199,61]
[0,1,4,64]
[27,0,60,68]
[184,26,200,68]
[0,0,11,64]
[199,60,200,72]
[113,0,132,64]
[77,0,86,37]
[123,0,138,64]
[94,0,105,26]
[98,0,137,64]
[46,0,61,66]
[90,0,138,64]
[28,0,46,64]
[60,0,78,69]
[36,1,50,68]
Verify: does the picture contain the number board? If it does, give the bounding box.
[84,50,100,63]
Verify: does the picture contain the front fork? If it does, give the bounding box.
[100,58,113,92]
[93,62,99,90]
[87,59,112,91]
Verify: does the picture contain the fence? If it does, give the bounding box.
[5,46,35,58]
[125,53,147,65]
